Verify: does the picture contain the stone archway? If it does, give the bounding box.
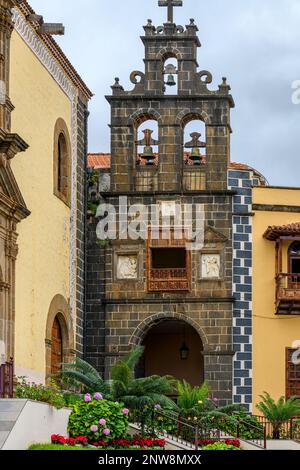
[131,314,207,386]
[45,294,75,381]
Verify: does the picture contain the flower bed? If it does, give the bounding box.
[51,435,165,450]
[202,442,241,451]
[68,393,128,441]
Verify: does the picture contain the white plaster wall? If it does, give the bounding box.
[2,400,71,450]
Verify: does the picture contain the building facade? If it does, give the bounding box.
[252,187,300,411]
[86,2,236,405]
[1,1,92,383]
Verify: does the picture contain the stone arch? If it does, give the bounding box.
[157,46,183,61]
[53,117,71,206]
[129,108,163,127]
[176,109,211,127]
[45,294,75,380]
[129,312,209,351]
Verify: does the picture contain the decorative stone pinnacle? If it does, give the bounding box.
[190,18,195,24]
[158,0,183,24]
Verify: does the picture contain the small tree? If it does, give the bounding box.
[257,392,300,439]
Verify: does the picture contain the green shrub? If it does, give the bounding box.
[202,442,241,451]
[68,397,128,442]
[16,378,65,409]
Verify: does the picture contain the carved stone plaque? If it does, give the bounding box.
[201,254,221,279]
[117,255,138,280]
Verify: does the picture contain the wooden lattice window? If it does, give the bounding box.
[286,348,300,399]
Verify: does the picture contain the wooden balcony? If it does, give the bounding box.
[276,273,300,315]
[148,268,190,292]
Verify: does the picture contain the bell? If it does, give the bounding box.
[189,147,202,165]
[141,145,155,165]
[166,74,176,87]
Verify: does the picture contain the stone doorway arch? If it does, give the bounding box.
[130,314,208,386]
[45,294,75,381]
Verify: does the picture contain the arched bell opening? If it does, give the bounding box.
[183,118,206,167]
[135,119,159,167]
[163,57,178,95]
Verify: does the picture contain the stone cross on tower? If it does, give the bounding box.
[158,0,183,23]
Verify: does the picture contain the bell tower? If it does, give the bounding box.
[107,0,234,194]
[87,0,235,405]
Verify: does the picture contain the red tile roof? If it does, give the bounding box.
[87,153,263,175]
[88,153,111,169]
[264,223,300,241]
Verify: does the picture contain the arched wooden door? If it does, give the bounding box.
[51,316,63,375]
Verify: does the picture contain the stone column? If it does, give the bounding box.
[0,0,16,132]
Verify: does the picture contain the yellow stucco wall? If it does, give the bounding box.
[9,31,72,383]
[253,186,300,411]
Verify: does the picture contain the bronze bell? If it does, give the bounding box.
[189,147,202,165]
[166,74,176,87]
[141,145,155,165]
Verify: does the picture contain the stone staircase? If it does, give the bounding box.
[0,400,27,450]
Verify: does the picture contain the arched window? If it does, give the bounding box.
[288,241,300,274]
[51,316,63,376]
[53,119,71,205]
[183,119,206,166]
[136,119,159,167]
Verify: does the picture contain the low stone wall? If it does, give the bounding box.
[0,399,71,450]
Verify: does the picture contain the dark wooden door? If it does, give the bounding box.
[51,317,63,376]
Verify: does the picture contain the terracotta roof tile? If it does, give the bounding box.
[87,152,263,175]
[264,223,300,241]
[88,153,111,169]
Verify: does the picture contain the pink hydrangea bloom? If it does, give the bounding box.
[103,428,110,436]
[84,394,91,402]
[90,425,98,433]
[99,418,106,426]
[122,408,129,415]
[94,392,103,400]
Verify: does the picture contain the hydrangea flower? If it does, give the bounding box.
[90,425,98,433]
[94,392,103,400]
[122,408,129,415]
[103,428,110,436]
[99,418,106,426]
[154,404,161,409]
[84,394,91,402]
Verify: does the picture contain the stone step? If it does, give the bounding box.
[0,410,22,421]
[0,399,26,413]
[0,421,14,432]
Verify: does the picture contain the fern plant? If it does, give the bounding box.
[177,380,210,417]
[257,392,300,439]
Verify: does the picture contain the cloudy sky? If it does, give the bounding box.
[30,0,300,186]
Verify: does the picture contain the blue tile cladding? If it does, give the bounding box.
[229,168,254,411]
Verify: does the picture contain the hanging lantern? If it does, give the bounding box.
[180,342,189,360]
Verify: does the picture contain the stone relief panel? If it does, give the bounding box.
[117,255,138,280]
[201,254,221,279]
